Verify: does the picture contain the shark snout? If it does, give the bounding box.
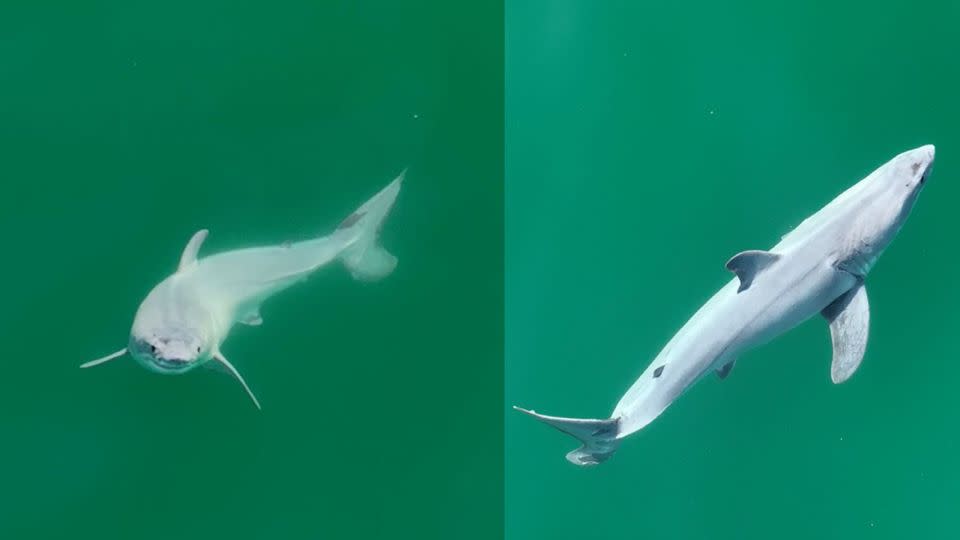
[910,144,935,178]
[896,144,935,187]
[919,144,935,184]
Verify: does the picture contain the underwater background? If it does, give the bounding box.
[0,1,502,538]
[507,1,960,539]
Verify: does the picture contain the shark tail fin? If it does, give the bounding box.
[336,171,404,281]
[513,406,621,466]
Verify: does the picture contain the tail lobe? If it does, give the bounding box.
[337,171,404,281]
[513,406,621,466]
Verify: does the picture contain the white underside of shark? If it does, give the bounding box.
[516,145,934,466]
[83,172,403,409]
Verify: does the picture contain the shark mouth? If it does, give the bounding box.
[153,357,194,371]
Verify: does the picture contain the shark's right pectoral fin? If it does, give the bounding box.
[821,282,870,384]
[726,250,780,292]
[80,348,127,368]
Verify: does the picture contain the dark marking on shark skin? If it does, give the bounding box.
[338,211,366,230]
[911,162,921,174]
[653,365,665,378]
[590,421,618,437]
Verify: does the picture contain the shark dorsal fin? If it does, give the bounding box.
[212,351,261,410]
[178,229,209,272]
[725,250,780,292]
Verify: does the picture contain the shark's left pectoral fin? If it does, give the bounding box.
[726,250,780,292]
[821,282,870,384]
[212,351,262,410]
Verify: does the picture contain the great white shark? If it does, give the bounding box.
[515,145,934,466]
[82,173,403,409]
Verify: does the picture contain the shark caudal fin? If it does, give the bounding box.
[513,406,621,466]
[336,171,404,281]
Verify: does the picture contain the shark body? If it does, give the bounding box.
[516,146,934,465]
[84,173,403,408]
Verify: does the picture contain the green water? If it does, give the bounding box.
[5,0,960,537]
[0,1,501,538]
[507,1,960,539]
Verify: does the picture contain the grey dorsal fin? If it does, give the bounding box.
[178,229,209,272]
[716,360,735,379]
[725,250,780,292]
[821,282,870,384]
[212,351,261,410]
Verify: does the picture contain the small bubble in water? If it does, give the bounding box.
[413,113,420,119]
[707,106,718,116]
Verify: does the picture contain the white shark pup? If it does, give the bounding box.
[516,145,934,466]
[83,173,403,409]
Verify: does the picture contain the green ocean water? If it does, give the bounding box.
[0,2,501,539]
[507,1,960,539]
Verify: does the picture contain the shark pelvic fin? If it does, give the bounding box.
[80,348,127,368]
[716,360,735,379]
[726,250,780,292]
[212,351,261,410]
[240,310,263,326]
[822,282,870,384]
[178,229,209,272]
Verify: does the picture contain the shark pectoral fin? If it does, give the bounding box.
[80,348,127,368]
[212,351,262,410]
[716,360,736,379]
[178,229,209,272]
[821,282,870,384]
[725,250,780,292]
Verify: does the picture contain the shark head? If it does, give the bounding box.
[868,144,933,229]
[128,325,211,374]
[879,144,934,201]
[839,144,934,275]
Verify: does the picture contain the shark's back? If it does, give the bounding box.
[188,231,356,317]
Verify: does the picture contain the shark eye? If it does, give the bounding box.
[196,346,201,353]
[150,344,157,354]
